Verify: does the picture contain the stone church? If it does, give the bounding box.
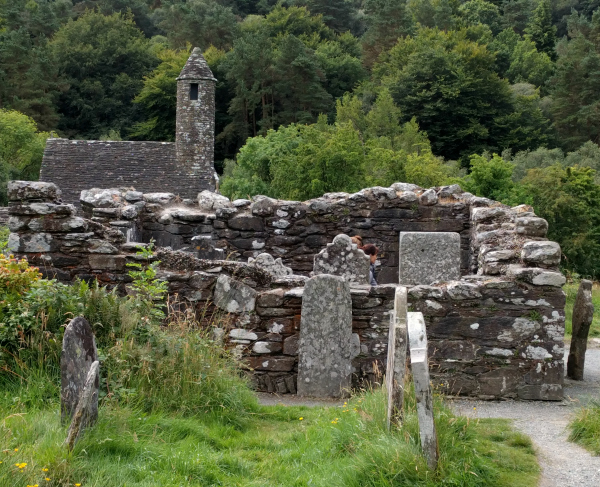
[40,48,217,204]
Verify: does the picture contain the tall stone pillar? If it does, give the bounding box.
[176,47,217,193]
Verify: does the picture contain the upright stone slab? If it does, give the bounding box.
[567,280,595,380]
[61,317,99,426]
[408,312,438,470]
[399,232,460,285]
[313,234,370,285]
[297,274,353,397]
[386,286,408,429]
[65,360,99,450]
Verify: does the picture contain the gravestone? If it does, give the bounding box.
[399,232,460,285]
[297,274,353,397]
[567,280,595,380]
[313,234,370,285]
[65,360,99,450]
[61,317,99,427]
[386,286,408,429]
[408,311,439,470]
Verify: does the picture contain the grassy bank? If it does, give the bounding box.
[569,401,600,455]
[563,281,600,337]
[0,378,539,487]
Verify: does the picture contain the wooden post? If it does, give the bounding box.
[65,361,99,451]
[567,280,595,380]
[408,312,438,470]
[386,286,408,430]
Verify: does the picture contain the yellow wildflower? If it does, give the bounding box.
[42,468,49,472]
[45,479,51,482]
[299,417,303,421]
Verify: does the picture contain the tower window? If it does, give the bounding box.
[189,83,199,100]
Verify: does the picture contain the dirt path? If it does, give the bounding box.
[452,345,600,487]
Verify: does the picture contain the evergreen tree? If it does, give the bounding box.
[295,0,359,34]
[154,0,239,51]
[525,0,557,60]
[550,10,600,150]
[362,0,414,67]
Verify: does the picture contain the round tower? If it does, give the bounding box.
[176,47,217,192]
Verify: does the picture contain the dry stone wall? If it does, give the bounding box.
[6,180,566,400]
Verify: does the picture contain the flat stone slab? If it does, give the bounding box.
[297,274,353,398]
[313,234,370,284]
[399,232,460,285]
[61,317,98,426]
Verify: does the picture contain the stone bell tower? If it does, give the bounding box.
[176,47,217,192]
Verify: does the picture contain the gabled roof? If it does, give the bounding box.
[177,47,216,81]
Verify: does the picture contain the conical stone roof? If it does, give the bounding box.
[177,47,216,81]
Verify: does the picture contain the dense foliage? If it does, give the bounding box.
[4,0,600,275]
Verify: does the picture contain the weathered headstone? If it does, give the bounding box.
[408,311,438,470]
[567,280,595,380]
[61,317,99,427]
[297,274,353,397]
[399,232,460,285]
[248,253,293,277]
[313,234,370,285]
[386,286,408,430]
[65,360,99,450]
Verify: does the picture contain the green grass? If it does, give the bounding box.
[0,377,539,487]
[563,281,600,337]
[569,401,600,455]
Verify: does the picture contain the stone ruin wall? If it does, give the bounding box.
[6,181,566,400]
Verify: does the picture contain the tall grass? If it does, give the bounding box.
[569,401,600,454]
[0,385,539,487]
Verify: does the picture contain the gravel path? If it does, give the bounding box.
[452,344,600,487]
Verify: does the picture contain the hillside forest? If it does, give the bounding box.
[2,0,600,276]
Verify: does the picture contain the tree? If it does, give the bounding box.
[0,109,50,205]
[501,0,535,35]
[375,27,516,162]
[524,164,600,277]
[0,0,72,130]
[407,0,458,31]
[460,152,526,203]
[489,29,554,88]
[130,49,190,142]
[49,11,159,139]
[504,37,554,88]
[221,6,362,145]
[362,0,414,67]
[525,0,557,60]
[458,0,502,35]
[295,0,359,34]
[154,0,239,51]
[493,83,553,151]
[550,10,600,150]
[221,92,454,199]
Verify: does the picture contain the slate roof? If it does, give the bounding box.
[177,47,216,81]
